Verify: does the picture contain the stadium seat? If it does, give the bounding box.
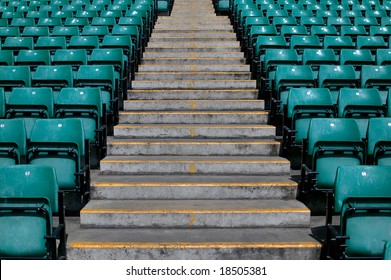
[283,88,335,153]
[361,65,391,102]
[15,50,51,70]
[281,26,308,43]
[356,36,387,54]
[27,119,90,200]
[367,117,391,165]
[81,25,110,40]
[337,88,384,139]
[340,49,375,69]
[2,37,34,54]
[10,18,35,33]
[377,49,391,65]
[32,66,73,101]
[354,17,379,32]
[318,65,359,103]
[91,17,116,32]
[370,26,391,41]
[52,49,87,75]
[326,165,391,259]
[0,119,27,165]
[0,27,20,43]
[290,35,322,54]
[0,66,31,100]
[51,11,74,24]
[323,36,355,52]
[36,18,62,32]
[35,36,67,53]
[300,118,365,193]
[64,17,90,31]
[0,50,14,66]
[340,26,368,41]
[302,49,338,71]
[6,87,54,139]
[263,49,300,82]
[311,26,338,41]
[52,26,80,43]
[0,165,66,259]
[68,35,100,54]
[55,87,107,168]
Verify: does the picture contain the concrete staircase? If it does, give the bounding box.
[67,0,321,260]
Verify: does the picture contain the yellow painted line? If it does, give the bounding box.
[69,241,321,249]
[120,112,268,115]
[81,208,309,214]
[100,159,288,164]
[92,182,297,188]
[109,141,279,145]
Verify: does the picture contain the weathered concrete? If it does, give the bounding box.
[132,80,256,89]
[134,72,251,80]
[138,64,250,72]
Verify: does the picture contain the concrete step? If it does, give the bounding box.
[127,89,258,100]
[141,57,246,65]
[151,32,237,38]
[138,64,250,72]
[118,111,269,124]
[149,37,236,42]
[131,80,256,90]
[107,139,280,156]
[153,28,234,33]
[147,41,240,47]
[145,46,241,52]
[123,99,264,111]
[134,72,251,81]
[114,124,276,139]
[67,227,321,260]
[99,156,290,175]
[90,174,297,200]
[79,199,310,228]
[142,52,244,59]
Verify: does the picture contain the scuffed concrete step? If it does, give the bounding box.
[67,227,321,260]
[127,89,258,100]
[138,64,250,72]
[132,80,256,89]
[114,124,276,139]
[149,37,236,42]
[107,139,280,156]
[123,99,264,111]
[90,174,297,200]
[151,32,237,38]
[153,28,234,33]
[118,111,269,124]
[146,46,241,52]
[99,155,290,175]
[80,199,310,228]
[141,57,246,64]
[135,72,251,80]
[143,52,243,58]
[147,41,240,47]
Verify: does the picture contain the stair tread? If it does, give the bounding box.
[101,155,289,162]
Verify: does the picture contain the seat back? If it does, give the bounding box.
[334,165,391,258]
[384,241,391,260]
[0,66,31,99]
[367,117,391,165]
[0,119,27,164]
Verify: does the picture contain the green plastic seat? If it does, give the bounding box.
[91,17,116,31]
[384,241,391,260]
[302,49,338,68]
[284,88,335,149]
[39,5,61,13]
[27,118,89,195]
[0,165,65,259]
[274,65,316,111]
[290,35,321,53]
[366,9,387,20]
[15,50,51,70]
[292,10,314,19]
[118,16,145,45]
[272,17,297,31]
[311,26,339,40]
[2,37,34,53]
[264,49,300,81]
[340,26,368,40]
[357,36,388,54]
[318,65,359,103]
[337,88,384,139]
[6,87,54,139]
[341,10,363,20]
[64,17,90,31]
[52,49,87,72]
[0,66,31,100]
[26,11,50,24]
[32,66,73,101]
[107,4,128,12]
[323,36,355,52]
[301,118,365,192]
[266,9,289,19]
[381,17,391,27]
[369,26,391,40]
[367,117,391,165]
[376,49,391,65]
[36,18,62,32]
[68,36,100,54]
[81,25,110,40]
[0,119,27,165]
[100,10,123,19]
[52,26,80,43]
[243,16,269,40]
[327,165,391,259]
[300,17,325,32]
[0,27,20,43]
[361,65,391,101]
[0,50,14,66]
[75,10,99,23]
[327,17,352,32]
[35,36,66,53]
[252,35,288,74]
[56,87,106,167]
[50,11,74,23]
[280,25,308,42]
[84,4,105,12]
[9,18,35,33]
[316,10,338,19]
[112,24,141,61]
[21,26,49,43]
[340,49,375,68]
[62,4,83,14]
[248,25,278,50]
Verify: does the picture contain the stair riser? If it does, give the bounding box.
[149,37,235,42]
[148,42,239,47]
[143,52,243,58]
[138,65,250,72]
[151,33,237,38]
[123,100,263,111]
[135,73,251,80]
[127,90,258,100]
[132,80,256,89]
[154,29,234,33]
[80,212,309,228]
[142,58,246,65]
[114,126,275,139]
[100,161,290,175]
[67,246,320,260]
[90,185,297,200]
[107,143,280,156]
[146,47,240,52]
[118,113,269,124]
